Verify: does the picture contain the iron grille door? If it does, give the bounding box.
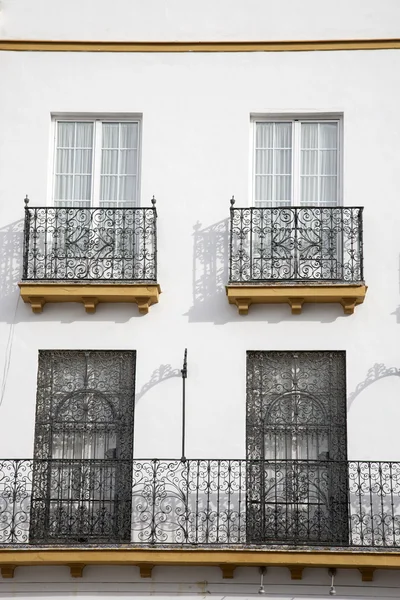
[246,351,348,545]
[30,350,136,544]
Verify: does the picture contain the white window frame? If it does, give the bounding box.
[249,114,343,207]
[48,114,142,207]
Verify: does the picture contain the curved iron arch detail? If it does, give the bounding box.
[53,388,118,423]
[264,390,330,424]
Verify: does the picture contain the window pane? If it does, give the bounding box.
[55,175,73,201]
[56,150,74,174]
[57,122,75,148]
[301,123,318,149]
[301,150,318,175]
[320,123,338,149]
[120,123,138,148]
[320,150,337,175]
[256,122,273,148]
[100,175,118,202]
[254,122,292,206]
[54,121,94,206]
[119,149,137,175]
[74,175,92,201]
[320,176,337,203]
[119,176,136,202]
[300,122,339,206]
[100,122,139,206]
[275,123,292,148]
[301,176,318,204]
[276,175,291,202]
[101,150,119,175]
[255,150,273,175]
[255,175,273,204]
[102,123,119,148]
[275,149,291,174]
[75,149,93,174]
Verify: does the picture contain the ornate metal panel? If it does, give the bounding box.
[246,351,348,545]
[22,203,157,282]
[30,350,136,544]
[229,205,363,283]
[4,459,400,548]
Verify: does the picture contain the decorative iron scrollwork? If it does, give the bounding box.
[1,458,400,547]
[246,351,348,544]
[30,350,136,544]
[229,205,363,283]
[22,203,157,282]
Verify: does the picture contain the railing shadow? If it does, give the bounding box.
[0,219,24,324]
[184,219,230,324]
[185,218,349,324]
[392,254,400,322]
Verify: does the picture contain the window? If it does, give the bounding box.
[252,118,341,207]
[30,350,136,544]
[53,118,141,207]
[246,351,348,545]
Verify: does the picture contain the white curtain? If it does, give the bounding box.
[255,122,292,207]
[100,122,139,207]
[301,122,338,206]
[54,122,94,207]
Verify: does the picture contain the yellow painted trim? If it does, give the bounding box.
[226,284,367,315]
[18,282,161,314]
[0,548,400,571]
[1,39,400,53]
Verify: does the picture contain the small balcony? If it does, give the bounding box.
[226,202,367,314]
[18,199,161,314]
[1,458,400,578]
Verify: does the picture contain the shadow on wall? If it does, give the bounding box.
[392,254,400,323]
[347,363,400,411]
[0,219,24,324]
[135,364,181,403]
[0,219,145,324]
[184,219,348,325]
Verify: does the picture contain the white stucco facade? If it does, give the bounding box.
[0,1,400,598]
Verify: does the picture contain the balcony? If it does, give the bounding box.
[18,199,161,314]
[1,459,400,578]
[226,202,367,314]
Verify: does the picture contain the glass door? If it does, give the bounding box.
[246,351,348,545]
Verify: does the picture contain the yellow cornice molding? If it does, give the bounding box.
[18,282,161,314]
[0,548,400,579]
[1,38,400,52]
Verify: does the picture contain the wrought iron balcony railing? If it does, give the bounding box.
[229,203,364,283]
[22,200,157,282]
[1,459,400,548]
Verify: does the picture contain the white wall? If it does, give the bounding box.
[0,49,399,460]
[1,565,400,599]
[1,4,400,597]
[1,0,400,41]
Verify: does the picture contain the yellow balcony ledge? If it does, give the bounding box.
[226,284,367,315]
[18,282,161,314]
[0,548,399,580]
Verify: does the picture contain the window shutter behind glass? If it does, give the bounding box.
[255,122,292,207]
[300,122,338,206]
[54,122,94,207]
[100,122,139,207]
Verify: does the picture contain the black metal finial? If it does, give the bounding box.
[180,347,188,463]
[230,195,235,207]
[151,196,156,206]
[24,195,29,206]
[181,348,187,379]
